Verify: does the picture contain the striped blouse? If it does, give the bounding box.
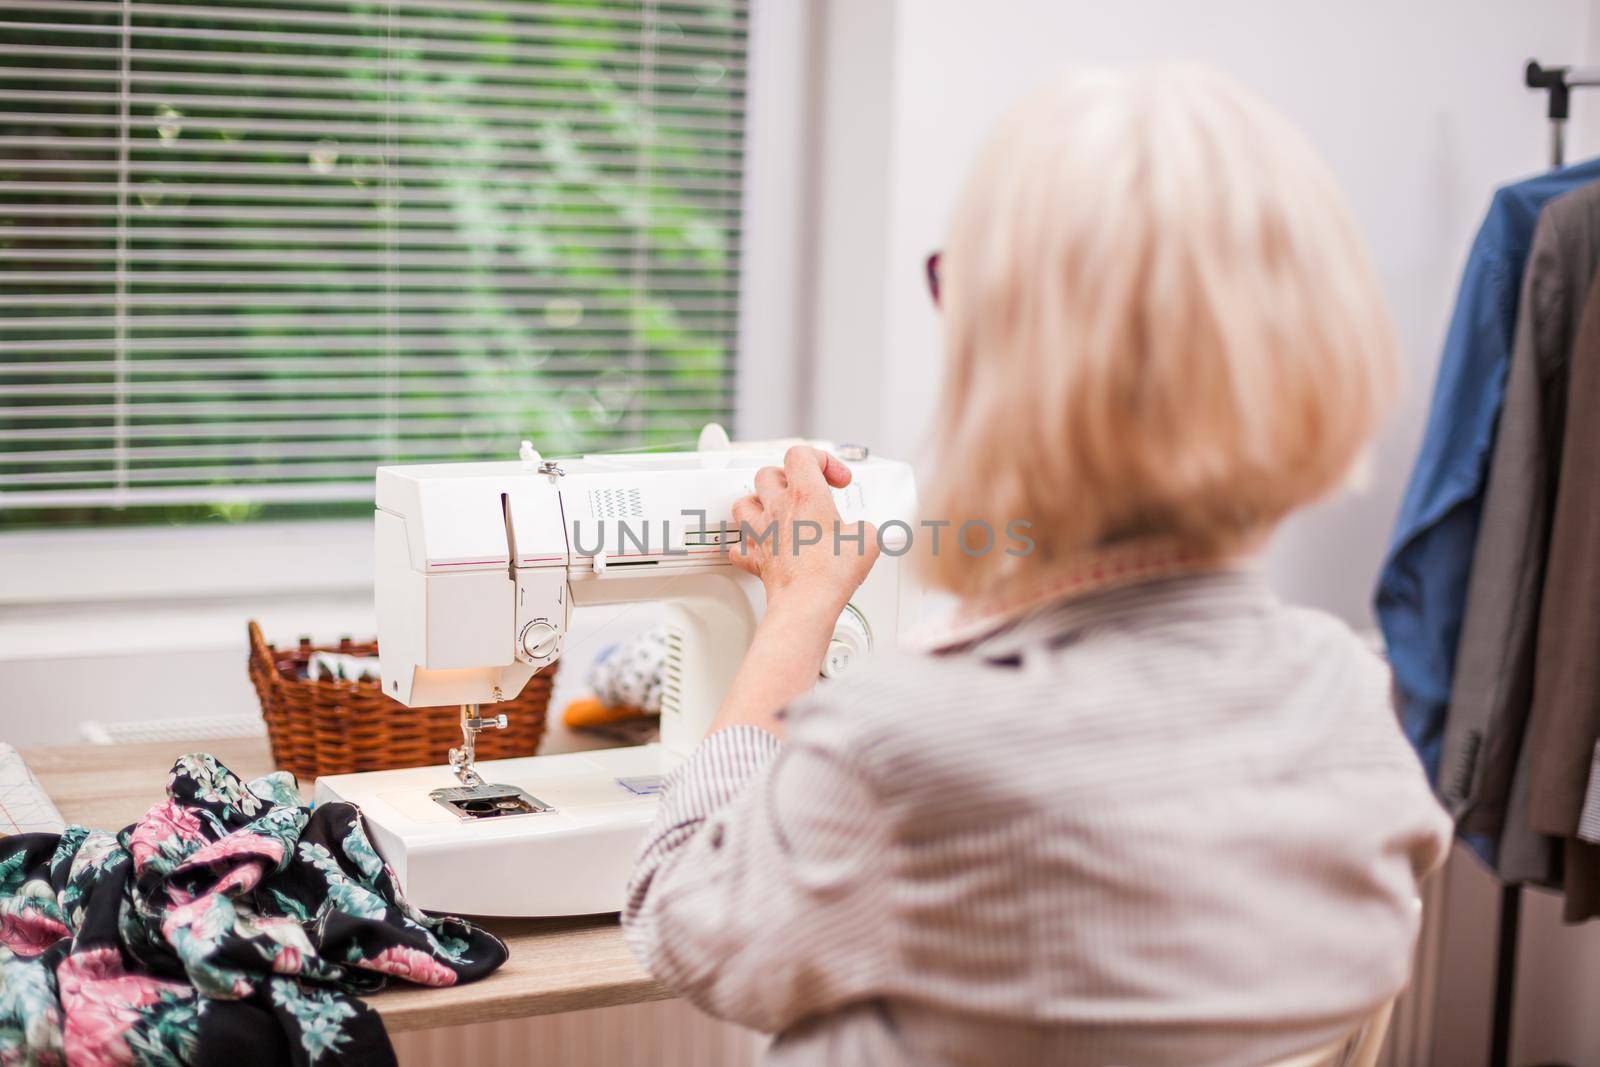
[622,567,1452,1066]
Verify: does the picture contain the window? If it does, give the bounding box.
[0,0,747,530]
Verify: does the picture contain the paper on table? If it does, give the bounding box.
[0,743,66,835]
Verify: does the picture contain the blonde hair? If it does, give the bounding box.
[922,64,1398,599]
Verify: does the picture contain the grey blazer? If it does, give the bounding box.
[1525,263,1600,919]
[1441,179,1600,888]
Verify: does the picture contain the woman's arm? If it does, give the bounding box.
[623,703,895,1032]
[621,446,893,1028]
[709,446,880,739]
[705,597,849,737]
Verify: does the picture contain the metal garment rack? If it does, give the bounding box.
[1526,59,1600,166]
[1481,58,1599,1067]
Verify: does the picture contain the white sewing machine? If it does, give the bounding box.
[314,427,919,917]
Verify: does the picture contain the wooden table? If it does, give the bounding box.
[20,738,670,1033]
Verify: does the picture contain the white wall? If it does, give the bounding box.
[800,2,1600,1064]
[807,0,1598,627]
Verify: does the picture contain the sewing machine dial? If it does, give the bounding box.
[822,604,872,678]
[519,619,561,661]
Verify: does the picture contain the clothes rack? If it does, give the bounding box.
[1526,60,1600,167]
[1491,882,1519,1067]
[1479,58,1598,1067]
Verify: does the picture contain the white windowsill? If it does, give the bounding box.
[0,519,373,607]
[0,520,377,662]
[0,593,376,663]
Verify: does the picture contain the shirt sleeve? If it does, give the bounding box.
[621,716,896,1033]
[1377,240,1515,789]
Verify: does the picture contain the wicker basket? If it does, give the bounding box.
[247,620,553,780]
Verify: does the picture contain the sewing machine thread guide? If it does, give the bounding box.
[430,783,552,820]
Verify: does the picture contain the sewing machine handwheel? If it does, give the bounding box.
[821,605,872,679]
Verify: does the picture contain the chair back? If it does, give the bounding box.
[1260,1000,1393,1067]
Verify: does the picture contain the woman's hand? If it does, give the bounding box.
[710,446,881,739]
[728,446,880,616]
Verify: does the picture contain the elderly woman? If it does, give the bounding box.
[621,65,1450,1067]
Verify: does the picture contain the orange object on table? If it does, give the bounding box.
[561,697,652,731]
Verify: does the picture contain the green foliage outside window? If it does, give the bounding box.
[0,0,747,529]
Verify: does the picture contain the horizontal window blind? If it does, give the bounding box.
[0,0,747,526]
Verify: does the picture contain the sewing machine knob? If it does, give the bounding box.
[520,620,561,661]
[822,640,855,678]
[820,607,871,679]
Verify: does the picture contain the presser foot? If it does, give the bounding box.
[435,702,551,818]
[447,701,508,787]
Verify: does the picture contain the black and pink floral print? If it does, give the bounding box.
[0,754,508,1065]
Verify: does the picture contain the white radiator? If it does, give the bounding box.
[1378,868,1448,1067]
[78,714,265,745]
[391,999,765,1066]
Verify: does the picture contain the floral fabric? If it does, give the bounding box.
[0,754,508,1066]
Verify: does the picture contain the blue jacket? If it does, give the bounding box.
[1377,158,1600,787]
